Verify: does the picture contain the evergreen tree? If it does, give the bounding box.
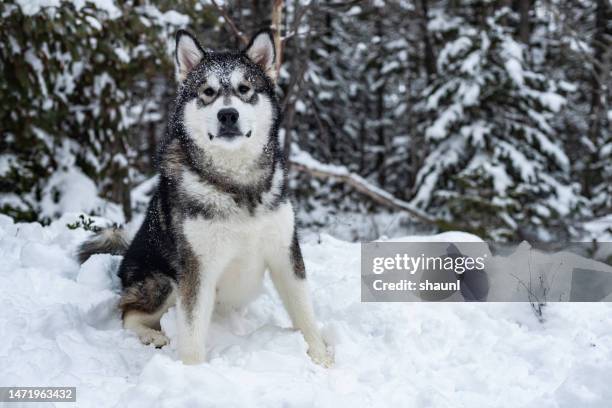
[0,0,605,242]
[0,1,200,223]
[413,5,583,240]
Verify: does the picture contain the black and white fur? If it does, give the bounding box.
[78,30,332,367]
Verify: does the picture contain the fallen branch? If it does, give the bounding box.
[290,149,438,225]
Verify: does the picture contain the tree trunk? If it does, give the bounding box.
[271,0,283,76]
[419,0,436,83]
[517,0,531,43]
[375,18,387,187]
[584,0,610,199]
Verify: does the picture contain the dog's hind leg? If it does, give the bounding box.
[119,274,177,348]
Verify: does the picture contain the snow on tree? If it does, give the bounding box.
[413,5,584,240]
[0,0,191,223]
[0,0,607,242]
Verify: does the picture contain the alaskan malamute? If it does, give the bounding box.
[78,29,332,366]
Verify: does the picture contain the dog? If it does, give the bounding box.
[78,29,333,367]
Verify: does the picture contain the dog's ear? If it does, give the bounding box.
[175,30,205,83]
[245,30,277,82]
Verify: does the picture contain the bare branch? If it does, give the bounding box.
[542,1,609,83]
[271,0,284,76]
[282,2,310,46]
[210,0,248,45]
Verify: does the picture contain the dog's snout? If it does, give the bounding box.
[217,108,239,126]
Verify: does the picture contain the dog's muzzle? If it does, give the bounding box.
[216,108,243,139]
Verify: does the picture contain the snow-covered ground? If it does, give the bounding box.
[1,213,612,407]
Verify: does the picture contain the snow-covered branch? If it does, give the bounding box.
[290,149,438,225]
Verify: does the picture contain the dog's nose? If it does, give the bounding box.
[217,108,239,126]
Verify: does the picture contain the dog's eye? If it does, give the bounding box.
[202,87,215,97]
[238,85,250,94]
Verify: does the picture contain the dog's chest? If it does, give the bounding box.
[182,203,294,308]
[180,170,244,216]
[182,201,293,261]
[179,161,285,218]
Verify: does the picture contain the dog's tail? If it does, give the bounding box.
[77,226,131,264]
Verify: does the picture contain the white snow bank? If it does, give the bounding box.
[40,167,124,224]
[16,0,122,18]
[584,214,612,242]
[1,216,612,407]
[384,231,484,243]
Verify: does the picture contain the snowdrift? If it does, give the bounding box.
[1,214,612,407]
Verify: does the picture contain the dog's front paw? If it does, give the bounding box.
[308,345,334,368]
[138,329,169,348]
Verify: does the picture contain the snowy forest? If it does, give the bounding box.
[2,2,612,406]
[1,0,610,242]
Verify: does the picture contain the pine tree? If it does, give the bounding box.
[0,1,196,223]
[413,5,582,240]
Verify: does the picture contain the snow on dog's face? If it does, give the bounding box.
[174,30,277,161]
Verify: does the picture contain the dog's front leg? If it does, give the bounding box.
[175,249,218,365]
[176,277,216,365]
[267,233,334,367]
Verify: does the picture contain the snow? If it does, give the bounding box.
[505,58,524,86]
[426,103,464,140]
[412,136,465,208]
[437,37,472,71]
[539,173,579,217]
[496,140,537,182]
[15,0,60,15]
[0,193,29,213]
[25,49,49,102]
[584,214,612,242]
[3,216,612,407]
[131,176,159,212]
[381,61,400,75]
[381,230,484,243]
[15,0,121,18]
[140,5,190,27]
[40,167,124,224]
[461,121,490,147]
[160,10,190,26]
[458,81,481,106]
[502,38,525,87]
[520,118,569,170]
[85,15,102,31]
[114,47,130,63]
[460,50,481,75]
[428,11,462,32]
[463,154,513,196]
[527,89,566,112]
[0,154,16,177]
[291,148,434,223]
[292,148,350,176]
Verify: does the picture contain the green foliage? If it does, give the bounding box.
[66,214,99,232]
